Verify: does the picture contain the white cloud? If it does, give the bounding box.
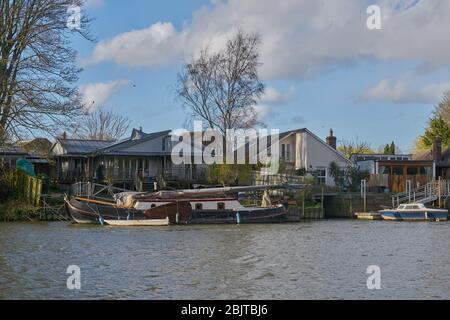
[86,22,181,67]
[260,86,296,105]
[360,80,450,104]
[85,0,450,80]
[81,79,129,112]
[254,105,274,121]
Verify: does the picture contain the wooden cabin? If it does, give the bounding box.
[50,129,208,189]
[351,154,435,193]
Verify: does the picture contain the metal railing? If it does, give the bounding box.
[392,179,450,207]
[70,182,133,201]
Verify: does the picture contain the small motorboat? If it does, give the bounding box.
[103,217,169,227]
[379,203,448,221]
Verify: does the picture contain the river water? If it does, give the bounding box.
[0,220,449,300]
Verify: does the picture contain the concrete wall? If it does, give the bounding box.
[323,193,393,218]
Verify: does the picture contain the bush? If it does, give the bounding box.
[0,180,14,203]
[0,200,40,221]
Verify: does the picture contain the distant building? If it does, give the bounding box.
[50,139,114,184]
[0,138,51,175]
[351,153,435,193]
[0,146,28,168]
[413,138,450,179]
[263,128,352,186]
[50,128,207,189]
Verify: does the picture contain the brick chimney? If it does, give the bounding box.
[433,138,442,161]
[326,129,337,149]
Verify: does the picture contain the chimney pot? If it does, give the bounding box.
[326,128,337,149]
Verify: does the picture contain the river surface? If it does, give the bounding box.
[0,220,449,300]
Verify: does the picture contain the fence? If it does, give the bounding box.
[7,169,43,206]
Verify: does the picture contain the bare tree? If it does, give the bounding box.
[177,30,265,134]
[0,0,91,145]
[337,139,374,158]
[74,109,131,141]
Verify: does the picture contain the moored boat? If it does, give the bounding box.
[379,203,448,221]
[115,187,289,224]
[65,197,147,224]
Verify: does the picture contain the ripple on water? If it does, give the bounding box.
[0,220,449,299]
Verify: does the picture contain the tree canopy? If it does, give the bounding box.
[74,109,131,141]
[0,0,91,145]
[337,139,374,158]
[177,30,265,134]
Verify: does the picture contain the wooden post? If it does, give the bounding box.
[321,186,324,218]
[302,190,305,219]
[438,177,442,208]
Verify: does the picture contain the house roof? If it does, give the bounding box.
[413,147,450,167]
[95,130,171,156]
[279,128,352,165]
[279,128,307,140]
[0,146,28,156]
[54,139,115,155]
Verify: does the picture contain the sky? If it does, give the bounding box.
[73,0,450,153]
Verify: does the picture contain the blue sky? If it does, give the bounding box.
[73,0,450,153]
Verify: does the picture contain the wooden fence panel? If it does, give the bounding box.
[7,170,43,206]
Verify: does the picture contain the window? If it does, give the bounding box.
[316,168,327,185]
[162,137,167,151]
[195,203,203,210]
[418,167,427,175]
[392,166,403,175]
[217,202,225,210]
[286,144,291,162]
[281,144,292,162]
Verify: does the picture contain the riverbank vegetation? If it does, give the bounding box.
[0,168,41,221]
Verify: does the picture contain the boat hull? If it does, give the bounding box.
[380,210,448,221]
[191,205,288,224]
[65,199,146,224]
[67,198,287,225]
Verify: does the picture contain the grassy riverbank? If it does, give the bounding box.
[0,200,40,222]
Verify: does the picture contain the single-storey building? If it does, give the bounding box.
[351,153,435,193]
[50,128,208,189]
[0,138,52,176]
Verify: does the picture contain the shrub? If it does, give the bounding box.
[0,200,40,221]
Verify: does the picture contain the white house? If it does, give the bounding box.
[276,128,352,185]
